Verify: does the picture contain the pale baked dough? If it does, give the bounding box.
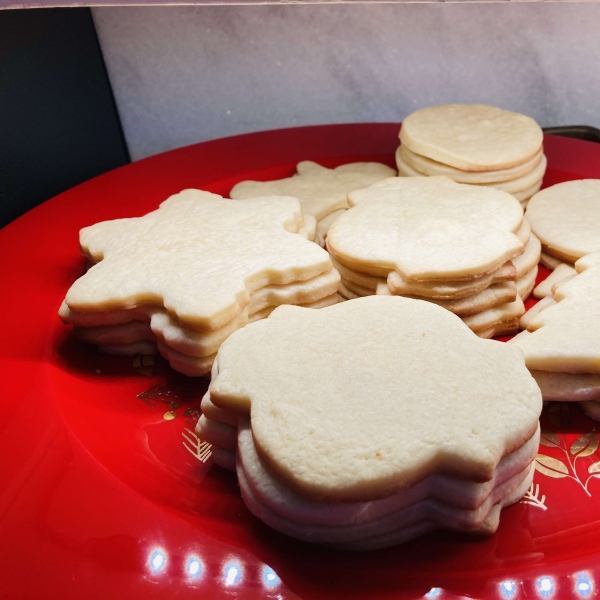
[516,265,538,301]
[64,190,332,331]
[397,144,544,184]
[237,418,540,521]
[315,209,346,247]
[530,371,600,402]
[386,263,517,299]
[512,233,541,278]
[540,251,566,270]
[513,251,600,374]
[329,176,524,282]
[533,263,577,299]
[526,180,600,260]
[230,161,396,221]
[399,105,543,171]
[209,296,541,501]
[397,147,546,195]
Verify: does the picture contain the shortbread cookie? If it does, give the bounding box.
[210,296,541,501]
[333,468,534,551]
[512,234,541,278]
[237,418,539,522]
[513,252,600,373]
[211,447,236,471]
[462,296,525,334]
[73,320,154,346]
[161,293,341,375]
[230,161,396,221]
[526,180,600,260]
[196,414,237,451]
[338,281,360,300]
[533,263,577,299]
[397,144,544,184]
[512,180,543,203]
[330,256,385,292]
[200,392,240,427]
[329,177,524,281]
[516,265,538,301]
[530,371,600,402]
[414,283,518,318]
[339,278,371,298]
[343,277,518,319]
[298,214,317,242]
[399,105,543,171]
[515,218,531,245]
[540,251,567,271]
[474,318,520,340]
[397,148,546,195]
[519,295,557,330]
[237,459,534,548]
[315,209,346,246]
[64,190,332,331]
[385,262,517,300]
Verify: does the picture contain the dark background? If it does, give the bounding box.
[0,8,129,229]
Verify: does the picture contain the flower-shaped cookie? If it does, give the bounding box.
[210,296,541,502]
[327,176,524,281]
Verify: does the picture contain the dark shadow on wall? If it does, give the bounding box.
[0,8,130,229]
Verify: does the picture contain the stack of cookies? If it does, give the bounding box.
[59,190,340,376]
[512,251,600,419]
[327,176,539,338]
[199,297,542,550]
[230,161,396,247]
[526,179,600,273]
[396,104,546,209]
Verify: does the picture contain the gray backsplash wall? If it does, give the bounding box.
[93,4,600,162]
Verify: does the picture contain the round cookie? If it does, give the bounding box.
[525,179,600,260]
[397,144,544,184]
[400,105,543,172]
[397,147,546,195]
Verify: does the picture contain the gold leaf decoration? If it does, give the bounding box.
[570,430,599,458]
[589,461,600,475]
[535,454,569,478]
[182,428,212,462]
[539,429,561,448]
[520,483,547,510]
[547,403,571,429]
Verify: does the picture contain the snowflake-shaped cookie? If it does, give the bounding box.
[64,190,332,330]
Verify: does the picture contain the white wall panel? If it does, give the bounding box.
[93,4,600,161]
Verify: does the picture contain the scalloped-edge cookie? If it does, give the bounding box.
[209,296,541,502]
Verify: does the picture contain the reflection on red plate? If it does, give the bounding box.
[1,125,600,600]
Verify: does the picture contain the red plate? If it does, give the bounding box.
[2,125,600,600]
